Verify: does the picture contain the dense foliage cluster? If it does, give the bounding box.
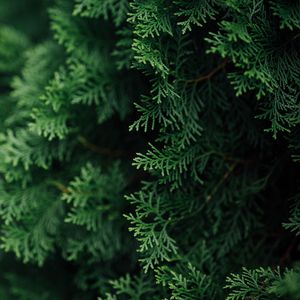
[0,0,299,299]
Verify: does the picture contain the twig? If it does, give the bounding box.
[48,180,70,194]
[187,58,228,84]
[279,237,297,266]
[78,135,126,158]
[223,155,255,164]
[206,162,237,202]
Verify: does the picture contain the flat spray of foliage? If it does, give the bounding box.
[0,0,299,299]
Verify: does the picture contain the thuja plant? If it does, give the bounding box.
[0,0,299,299]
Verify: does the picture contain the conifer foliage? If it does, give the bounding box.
[0,0,299,299]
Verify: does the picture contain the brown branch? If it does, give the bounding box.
[48,180,70,194]
[279,237,297,266]
[223,155,255,165]
[187,58,228,84]
[48,180,98,196]
[78,135,126,158]
[206,162,237,202]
